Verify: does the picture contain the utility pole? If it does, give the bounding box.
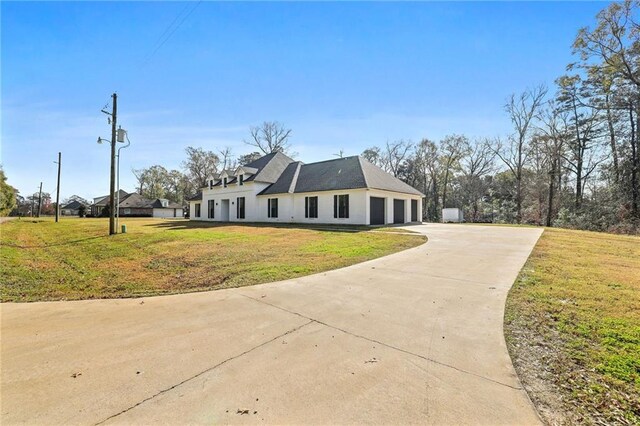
[109,93,117,235]
[37,182,43,218]
[55,152,61,222]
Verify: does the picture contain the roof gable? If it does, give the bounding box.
[242,151,295,184]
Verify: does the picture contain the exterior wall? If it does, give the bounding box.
[256,189,368,225]
[191,181,271,222]
[153,208,184,218]
[189,184,423,225]
[366,189,423,225]
[442,208,464,223]
[119,208,153,217]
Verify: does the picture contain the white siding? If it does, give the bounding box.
[192,182,271,222]
[190,183,423,225]
[366,189,423,225]
[256,189,367,225]
[153,208,183,218]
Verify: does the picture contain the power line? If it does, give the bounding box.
[141,0,202,67]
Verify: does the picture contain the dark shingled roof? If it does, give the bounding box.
[61,200,86,210]
[358,157,424,195]
[243,151,295,183]
[259,156,424,196]
[149,199,183,209]
[187,191,202,201]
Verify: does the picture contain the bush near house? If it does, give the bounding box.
[0,218,424,302]
[505,228,640,424]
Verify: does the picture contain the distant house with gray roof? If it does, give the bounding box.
[188,152,423,225]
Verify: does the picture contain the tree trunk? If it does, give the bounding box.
[546,158,556,227]
[631,102,639,219]
[516,168,522,224]
[606,93,619,183]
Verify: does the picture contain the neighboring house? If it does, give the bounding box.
[91,189,129,216]
[149,198,184,218]
[188,152,424,225]
[91,190,184,218]
[60,200,88,216]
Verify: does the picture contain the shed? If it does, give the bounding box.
[442,208,464,223]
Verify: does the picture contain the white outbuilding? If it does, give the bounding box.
[442,208,464,223]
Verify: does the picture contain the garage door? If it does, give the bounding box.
[411,200,418,222]
[370,197,385,225]
[393,199,405,224]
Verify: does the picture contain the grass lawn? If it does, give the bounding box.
[505,227,640,424]
[0,217,425,302]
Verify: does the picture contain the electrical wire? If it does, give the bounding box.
[141,0,203,67]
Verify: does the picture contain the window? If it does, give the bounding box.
[333,194,349,219]
[239,175,244,186]
[237,197,245,219]
[209,180,213,189]
[194,203,201,218]
[268,198,278,218]
[223,177,228,188]
[208,199,215,219]
[305,196,318,218]
[124,208,131,215]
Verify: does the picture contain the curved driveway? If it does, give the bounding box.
[1,224,543,425]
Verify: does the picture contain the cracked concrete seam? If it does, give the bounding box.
[240,294,524,391]
[94,319,314,425]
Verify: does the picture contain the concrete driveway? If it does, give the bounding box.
[1,224,543,425]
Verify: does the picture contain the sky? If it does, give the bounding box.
[1,1,608,202]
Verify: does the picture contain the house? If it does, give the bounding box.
[60,200,88,216]
[91,189,129,216]
[91,191,184,218]
[188,152,424,225]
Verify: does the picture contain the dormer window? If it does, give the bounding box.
[209,179,213,189]
[239,175,244,186]
[223,177,228,188]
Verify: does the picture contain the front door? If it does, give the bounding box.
[393,199,405,224]
[220,199,230,222]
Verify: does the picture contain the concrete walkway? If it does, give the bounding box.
[1,224,543,425]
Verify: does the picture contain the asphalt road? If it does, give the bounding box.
[1,224,543,425]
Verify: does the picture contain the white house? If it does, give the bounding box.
[188,152,424,226]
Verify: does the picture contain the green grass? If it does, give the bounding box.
[0,217,425,302]
[505,228,640,424]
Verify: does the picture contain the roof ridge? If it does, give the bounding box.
[288,162,303,193]
[357,156,370,188]
[301,155,358,166]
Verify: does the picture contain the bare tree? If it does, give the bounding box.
[361,147,383,167]
[495,86,548,223]
[439,135,469,211]
[182,146,221,189]
[538,103,570,226]
[244,121,293,155]
[218,147,234,171]
[382,139,413,177]
[237,152,262,166]
[460,139,495,221]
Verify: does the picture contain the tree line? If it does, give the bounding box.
[131,121,293,204]
[363,1,639,233]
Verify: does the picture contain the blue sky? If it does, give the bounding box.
[2,1,607,201]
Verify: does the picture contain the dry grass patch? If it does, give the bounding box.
[505,227,640,425]
[1,217,424,302]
